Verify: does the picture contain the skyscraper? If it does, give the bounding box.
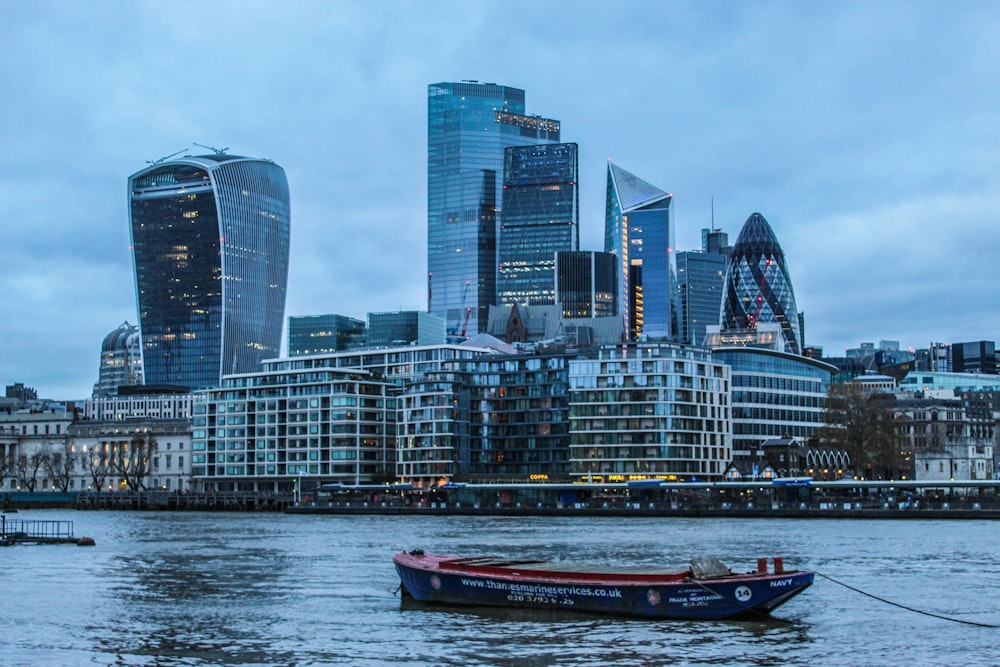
[129,152,290,390]
[427,81,560,337]
[604,162,678,341]
[498,142,579,307]
[555,251,617,319]
[720,212,801,355]
[676,250,727,346]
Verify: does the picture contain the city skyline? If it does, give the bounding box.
[3,1,999,398]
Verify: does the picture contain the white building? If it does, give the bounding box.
[567,343,732,481]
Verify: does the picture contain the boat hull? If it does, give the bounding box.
[394,552,813,621]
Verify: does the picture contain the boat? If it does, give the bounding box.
[393,550,813,620]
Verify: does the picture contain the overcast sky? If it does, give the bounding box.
[2,0,999,399]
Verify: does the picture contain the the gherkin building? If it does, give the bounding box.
[721,212,801,354]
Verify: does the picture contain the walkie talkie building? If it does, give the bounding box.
[128,153,290,390]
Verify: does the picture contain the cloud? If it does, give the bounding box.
[2,0,999,397]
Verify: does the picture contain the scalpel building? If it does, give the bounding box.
[604,162,679,341]
[129,153,290,390]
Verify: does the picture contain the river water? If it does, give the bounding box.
[1,510,998,666]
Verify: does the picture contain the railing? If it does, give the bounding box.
[1,519,75,539]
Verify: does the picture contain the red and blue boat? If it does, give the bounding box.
[394,550,813,620]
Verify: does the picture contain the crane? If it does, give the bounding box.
[460,306,473,338]
[193,143,229,155]
[459,281,472,338]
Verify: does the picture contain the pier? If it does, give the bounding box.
[0,517,93,546]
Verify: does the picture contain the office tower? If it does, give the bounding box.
[676,250,727,346]
[720,212,801,355]
[92,321,144,397]
[555,251,617,319]
[427,81,560,337]
[366,311,446,347]
[950,341,997,374]
[498,142,579,307]
[604,162,678,341]
[287,314,367,356]
[129,152,290,390]
[703,228,732,256]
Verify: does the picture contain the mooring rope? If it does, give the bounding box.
[816,572,1000,628]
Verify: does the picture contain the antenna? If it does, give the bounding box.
[146,148,187,165]
[193,143,229,155]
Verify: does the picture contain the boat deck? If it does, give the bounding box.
[446,556,690,576]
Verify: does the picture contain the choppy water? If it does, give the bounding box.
[1,510,998,666]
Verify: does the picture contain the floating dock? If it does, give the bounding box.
[0,517,94,546]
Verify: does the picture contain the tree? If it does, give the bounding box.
[110,432,157,492]
[15,453,47,491]
[43,443,75,492]
[0,451,15,491]
[817,382,902,480]
[88,443,112,492]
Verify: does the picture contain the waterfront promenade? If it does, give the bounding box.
[2,487,997,519]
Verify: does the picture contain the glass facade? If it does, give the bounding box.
[92,321,143,397]
[288,314,366,356]
[721,213,801,355]
[555,251,617,318]
[676,250,727,346]
[129,154,290,390]
[366,311,446,348]
[427,82,559,337]
[713,347,834,461]
[604,162,679,341]
[498,143,579,306]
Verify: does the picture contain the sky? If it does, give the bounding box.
[2,0,999,399]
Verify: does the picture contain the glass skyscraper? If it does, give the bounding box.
[129,153,290,390]
[427,81,560,337]
[604,162,678,341]
[498,142,579,307]
[721,212,801,355]
[676,250,728,346]
[555,251,617,319]
[677,228,730,346]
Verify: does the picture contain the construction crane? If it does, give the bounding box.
[458,281,472,338]
[460,306,473,338]
[146,148,187,165]
[193,143,229,155]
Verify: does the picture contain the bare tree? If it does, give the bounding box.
[43,442,75,492]
[15,453,47,491]
[88,443,112,492]
[817,382,902,479]
[110,433,156,492]
[0,451,15,491]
